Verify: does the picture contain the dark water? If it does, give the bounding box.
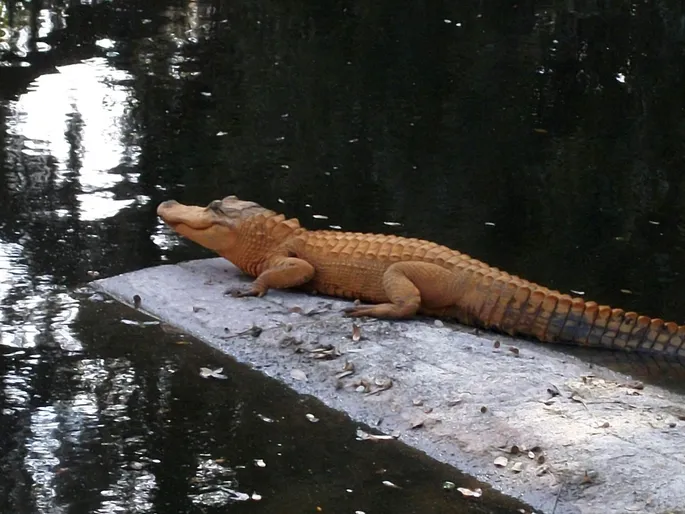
[2,0,685,512]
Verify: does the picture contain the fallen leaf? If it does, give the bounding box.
[621,380,644,390]
[306,413,319,423]
[352,324,362,342]
[290,369,308,382]
[410,416,426,429]
[494,456,508,467]
[382,480,401,489]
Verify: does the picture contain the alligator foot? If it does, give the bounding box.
[224,287,264,298]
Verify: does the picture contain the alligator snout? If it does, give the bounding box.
[157,200,181,218]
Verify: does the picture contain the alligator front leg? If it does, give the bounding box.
[344,262,460,319]
[230,256,315,297]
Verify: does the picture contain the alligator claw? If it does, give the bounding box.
[225,288,262,298]
[343,306,370,317]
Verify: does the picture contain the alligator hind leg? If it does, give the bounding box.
[344,262,459,319]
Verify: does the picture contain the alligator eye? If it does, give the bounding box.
[207,200,223,211]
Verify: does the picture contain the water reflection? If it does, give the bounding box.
[6,57,140,219]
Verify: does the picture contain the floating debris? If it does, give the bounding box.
[457,487,482,498]
[216,131,227,136]
[306,413,319,423]
[383,221,402,227]
[199,367,227,380]
[382,480,401,489]
[254,459,266,468]
[484,222,496,226]
[355,428,397,441]
[570,289,585,295]
[312,214,329,220]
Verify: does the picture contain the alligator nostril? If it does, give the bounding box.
[157,200,179,214]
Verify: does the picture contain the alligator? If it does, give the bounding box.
[157,195,685,356]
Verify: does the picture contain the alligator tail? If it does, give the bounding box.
[461,270,685,356]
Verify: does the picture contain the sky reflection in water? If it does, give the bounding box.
[7,57,141,219]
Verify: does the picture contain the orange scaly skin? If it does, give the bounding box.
[157,196,685,357]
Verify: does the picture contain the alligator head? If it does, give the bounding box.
[157,195,276,254]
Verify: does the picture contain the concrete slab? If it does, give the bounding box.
[92,258,685,514]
